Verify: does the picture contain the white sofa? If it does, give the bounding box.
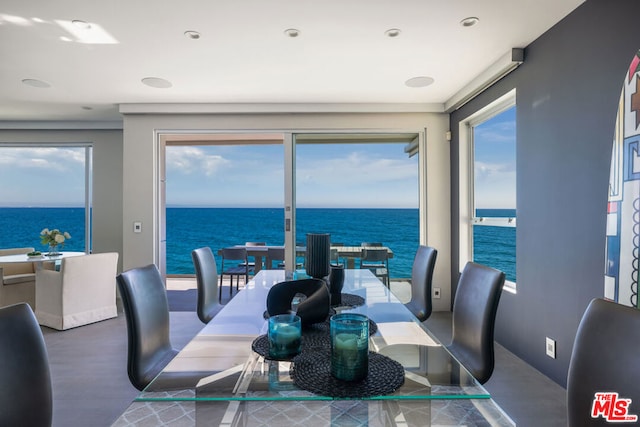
[0,247,54,309]
[35,252,119,330]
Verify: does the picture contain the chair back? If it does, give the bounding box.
[0,247,36,276]
[245,242,266,246]
[0,303,52,427]
[191,247,220,324]
[449,262,505,384]
[116,264,177,391]
[361,248,388,263]
[221,247,248,265]
[567,298,640,426]
[265,247,285,269]
[405,245,437,322]
[60,252,118,309]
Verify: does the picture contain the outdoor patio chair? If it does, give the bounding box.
[359,247,390,287]
[219,247,251,298]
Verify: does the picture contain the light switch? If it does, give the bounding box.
[133,222,142,233]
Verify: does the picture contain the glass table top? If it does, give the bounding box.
[138,269,488,402]
[114,270,515,426]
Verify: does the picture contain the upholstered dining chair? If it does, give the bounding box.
[567,298,640,427]
[447,262,505,384]
[359,247,390,287]
[0,246,54,309]
[35,252,119,330]
[0,302,52,427]
[404,245,438,322]
[191,247,223,321]
[219,247,251,298]
[117,264,204,391]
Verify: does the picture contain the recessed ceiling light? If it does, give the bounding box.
[405,76,435,88]
[21,78,51,88]
[385,28,401,38]
[72,19,91,30]
[284,28,300,38]
[141,77,172,88]
[184,30,201,40]
[460,17,479,27]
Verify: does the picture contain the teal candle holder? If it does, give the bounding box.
[330,313,369,381]
[268,314,302,359]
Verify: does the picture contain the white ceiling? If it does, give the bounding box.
[0,0,584,124]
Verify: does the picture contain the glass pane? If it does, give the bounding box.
[0,146,88,252]
[473,107,516,282]
[165,144,284,274]
[295,142,418,279]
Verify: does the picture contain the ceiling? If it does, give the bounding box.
[1,0,584,124]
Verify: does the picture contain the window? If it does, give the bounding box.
[459,90,517,288]
[294,139,419,279]
[0,145,93,253]
[163,141,284,274]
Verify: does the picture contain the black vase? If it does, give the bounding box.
[306,233,331,279]
[328,264,345,305]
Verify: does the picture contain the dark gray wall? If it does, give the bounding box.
[450,0,640,387]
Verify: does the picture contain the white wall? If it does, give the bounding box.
[122,112,451,310]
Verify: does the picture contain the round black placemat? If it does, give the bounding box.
[332,293,365,308]
[291,351,405,398]
[252,333,332,360]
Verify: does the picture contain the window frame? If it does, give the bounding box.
[458,89,517,293]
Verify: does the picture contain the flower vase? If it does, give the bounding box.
[305,233,331,279]
[47,245,61,256]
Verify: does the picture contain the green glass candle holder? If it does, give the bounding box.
[330,313,369,381]
[268,314,302,359]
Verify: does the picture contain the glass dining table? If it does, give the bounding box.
[112,269,515,426]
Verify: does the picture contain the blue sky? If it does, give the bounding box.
[0,112,516,208]
[473,107,516,209]
[165,142,420,208]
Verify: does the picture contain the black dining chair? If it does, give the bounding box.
[404,245,438,322]
[219,247,251,298]
[117,264,204,391]
[567,298,640,427]
[447,261,505,384]
[191,247,223,321]
[0,302,52,427]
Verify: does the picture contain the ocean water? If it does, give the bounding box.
[0,207,516,281]
[475,209,516,282]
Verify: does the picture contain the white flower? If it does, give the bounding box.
[39,227,71,248]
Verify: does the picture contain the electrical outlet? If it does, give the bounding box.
[546,337,556,359]
[433,287,441,299]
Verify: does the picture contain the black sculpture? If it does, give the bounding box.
[266,278,330,326]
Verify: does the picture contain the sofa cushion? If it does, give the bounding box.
[3,273,36,285]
